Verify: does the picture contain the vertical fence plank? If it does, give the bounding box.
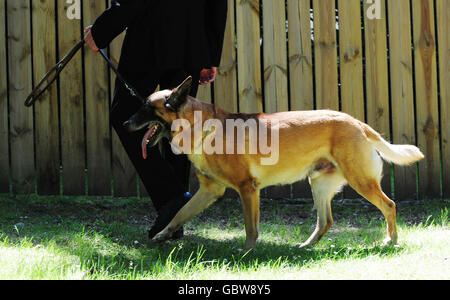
[364,0,392,197]
[214,0,239,199]
[412,0,440,198]
[313,0,339,111]
[338,0,364,121]
[110,32,137,197]
[436,0,450,198]
[263,0,288,113]
[7,0,35,194]
[387,0,417,200]
[83,0,111,196]
[338,0,365,199]
[32,0,60,195]
[236,0,263,113]
[288,0,314,199]
[197,84,212,104]
[0,0,9,193]
[214,0,238,113]
[58,0,86,195]
[288,0,314,111]
[263,0,290,199]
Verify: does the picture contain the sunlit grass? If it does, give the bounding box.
[0,195,448,280]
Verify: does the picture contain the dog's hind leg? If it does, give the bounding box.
[239,181,261,250]
[337,146,398,245]
[153,172,226,242]
[298,170,346,248]
[346,177,398,245]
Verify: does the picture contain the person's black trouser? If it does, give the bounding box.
[110,69,200,213]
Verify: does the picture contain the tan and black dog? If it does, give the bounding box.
[124,77,424,250]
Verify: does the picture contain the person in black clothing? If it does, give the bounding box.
[84,0,228,239]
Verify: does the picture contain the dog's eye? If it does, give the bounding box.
[164,97,172,109]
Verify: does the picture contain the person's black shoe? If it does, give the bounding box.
[148,192,192,240]
[171,227,184,240]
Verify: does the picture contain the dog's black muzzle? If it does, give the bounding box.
[123,105,157,132]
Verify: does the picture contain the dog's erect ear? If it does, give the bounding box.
[174,76,192,97]
[165,76,192,111]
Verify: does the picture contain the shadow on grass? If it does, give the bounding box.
[0,219,401,279]
[2,194,445,278]
[95,232,404,279]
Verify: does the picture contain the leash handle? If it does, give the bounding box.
[25,40,146,107]
[98,49,147,105]
[24,40,85,107]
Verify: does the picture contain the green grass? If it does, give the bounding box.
[0,194,448,280]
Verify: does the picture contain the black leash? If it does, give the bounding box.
[25,40,146,107]
[25,40,84,107]
[98,48,147,104]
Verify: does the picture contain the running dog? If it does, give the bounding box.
[124,77,424,250]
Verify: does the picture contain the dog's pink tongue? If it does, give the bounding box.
[141,127,155,160]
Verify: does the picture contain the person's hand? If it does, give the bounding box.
[199,67,218,85]
[84,25,99,52]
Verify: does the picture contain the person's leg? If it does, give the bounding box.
[146,69,201,239]
[110,78,188,213]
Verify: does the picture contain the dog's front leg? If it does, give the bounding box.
[153,173,226,242]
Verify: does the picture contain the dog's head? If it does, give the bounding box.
[123,76,193,159]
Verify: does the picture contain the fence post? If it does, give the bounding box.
[364,0,392,197]
[214,0,238,113]
[436,0,450,198]
[83,0,112,196]
[236,0,263,114]
[288,0,314,199]
[338,0,365,199]
[412,0,441,199]
[263,0,290,199]
[313,0,339,111]
[58,0,86,195]
[0,0,10,193]
[7,0,35,194]
[32,0,61,195]
[387,0,417,201]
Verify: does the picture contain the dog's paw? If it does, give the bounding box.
[382,237,397,246]
[295,242,312,249]
[237,247,254,253]
[153,231,170,243]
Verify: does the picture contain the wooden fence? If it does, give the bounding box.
[0,0,448,201]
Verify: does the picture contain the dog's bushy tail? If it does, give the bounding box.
[362,123,424,166]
